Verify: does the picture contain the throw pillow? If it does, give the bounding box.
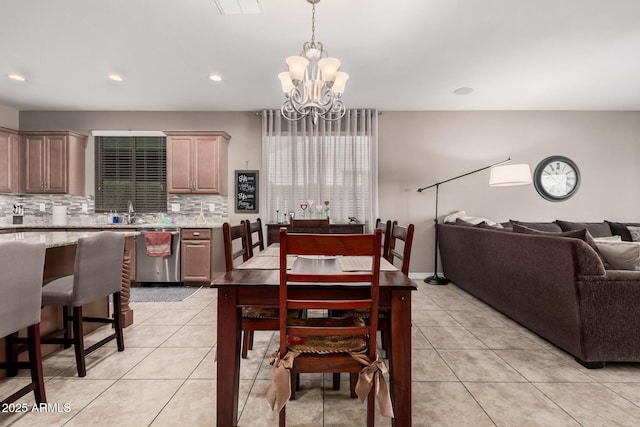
[605,221,640,242]
[628,226,640,242]
[445,210,503,227]
[556,220,613,238]
[512,224,611,269]
[594,241,640,270]
[509,220,562,232]
[594,236,622,242]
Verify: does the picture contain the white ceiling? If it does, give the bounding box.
[1,0,640,112]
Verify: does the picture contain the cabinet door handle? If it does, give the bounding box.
[193,232,200,236]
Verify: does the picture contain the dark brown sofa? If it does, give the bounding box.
[438,222,640,368]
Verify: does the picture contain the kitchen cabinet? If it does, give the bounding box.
[165,131,230,195]
[21,130,87,195]
[181,228,212,284]
[0,126,22,193]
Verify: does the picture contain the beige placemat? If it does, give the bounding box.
[236,255,296,270]
[338,256,398,272]
[255,246,281,257]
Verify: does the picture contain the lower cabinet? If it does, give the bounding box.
[181,228,212,283]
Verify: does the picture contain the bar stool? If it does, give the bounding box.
[0,241,47,405]
[41,232,125,377]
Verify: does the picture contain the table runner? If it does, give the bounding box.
[236,255,297,270]
[338,256,398,272]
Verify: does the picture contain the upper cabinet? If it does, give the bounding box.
[21,130,87,195]
[165,131,230,195]
[0,127,22,194]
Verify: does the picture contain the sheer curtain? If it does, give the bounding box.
[262,109,379,231]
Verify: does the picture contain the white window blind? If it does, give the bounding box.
[95,136,167,213]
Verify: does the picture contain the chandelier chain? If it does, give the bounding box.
[311,2,316,44]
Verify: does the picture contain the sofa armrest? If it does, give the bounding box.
[577,272,640,362]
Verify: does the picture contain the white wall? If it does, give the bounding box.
[0,104,19,129]
[20,110,640,274]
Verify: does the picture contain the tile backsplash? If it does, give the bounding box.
[0,193,228,225]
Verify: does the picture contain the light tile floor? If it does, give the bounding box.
[3,281,640,426]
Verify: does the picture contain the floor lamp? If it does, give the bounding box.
[417,157,532,285]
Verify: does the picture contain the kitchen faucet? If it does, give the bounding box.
[127,200,136,224]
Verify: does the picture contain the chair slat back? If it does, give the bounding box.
[375,218,396,260]
[289,218,331,234]
[279,228,382,361]
[223,222,250,272]
[245,218,265,258]
[387,223,415,275]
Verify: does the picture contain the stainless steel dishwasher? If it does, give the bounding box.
[136,228,181,283]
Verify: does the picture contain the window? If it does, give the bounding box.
[95,136,166,213]
[262,109,379,228]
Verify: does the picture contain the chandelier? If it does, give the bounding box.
[278,0,349,123]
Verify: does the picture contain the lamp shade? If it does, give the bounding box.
[278,72,294,93]
[489,164,532,187]
[332,72,349,95]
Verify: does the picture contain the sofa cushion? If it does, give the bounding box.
[556,220,613,238]
[605,221,640,241]
[594,241,640,270]
[513,224,610,269]
[510,220,562,233]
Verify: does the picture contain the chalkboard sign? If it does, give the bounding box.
[234,170,259,213]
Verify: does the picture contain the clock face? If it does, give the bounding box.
[533,156,580,201]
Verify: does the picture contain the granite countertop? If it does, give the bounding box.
[0,221,223,230]
[0,230,140,249]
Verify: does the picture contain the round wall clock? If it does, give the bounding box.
[533,155,580,201]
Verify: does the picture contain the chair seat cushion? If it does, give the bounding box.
[241,307,280,319]
[287,317,368,353]
[42,275,74,307]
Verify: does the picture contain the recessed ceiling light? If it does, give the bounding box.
[209,75,223,82]
[453,87,474,95]
[8,74,26,82]
[108,74,123,82]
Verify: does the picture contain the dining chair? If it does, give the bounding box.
[40,231,126,377]
[245,217,265,258]
[223,222,250,271]
[289,218,330,233]
[375,218,396,260]
[0,241,47,405]
[387,222,415,275]
[223,222,279,359]
[267,228,394,426]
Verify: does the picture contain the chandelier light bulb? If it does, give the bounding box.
[318,57,340,83]
[332,72,349,95]
[286,56,309,82]
[278,72,294,93]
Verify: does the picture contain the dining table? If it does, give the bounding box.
[211,250,417,426]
